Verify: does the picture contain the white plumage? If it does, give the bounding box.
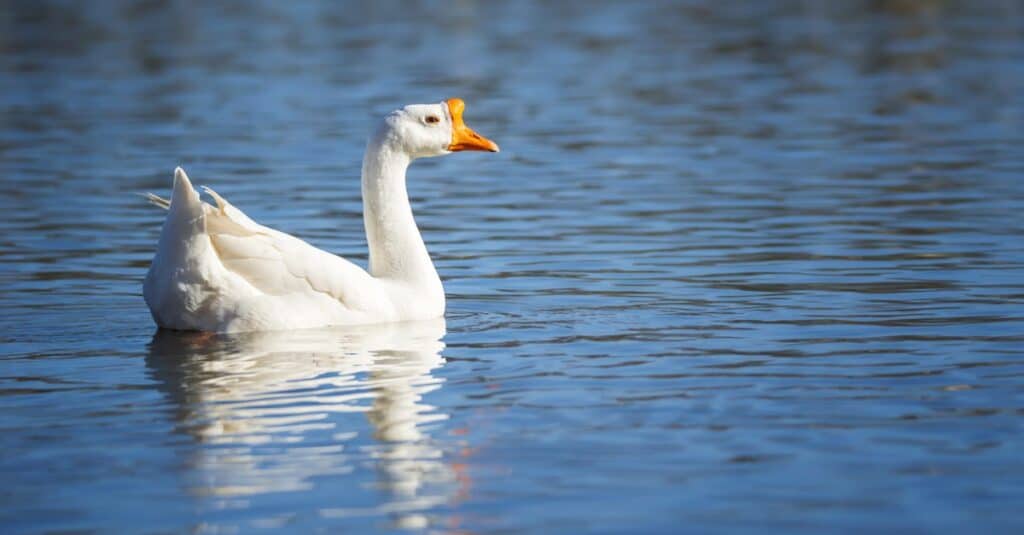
[143,99,498,332]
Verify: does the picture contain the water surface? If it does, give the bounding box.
[2,1,1024,532]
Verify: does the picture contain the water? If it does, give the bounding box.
[2,1,1024,532]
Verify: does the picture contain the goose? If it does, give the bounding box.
[143,98,499,333]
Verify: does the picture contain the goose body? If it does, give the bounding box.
[143,98,498,333]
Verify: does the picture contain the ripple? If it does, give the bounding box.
[3,1,1024,533]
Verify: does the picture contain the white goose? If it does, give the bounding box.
[143,98,498,333]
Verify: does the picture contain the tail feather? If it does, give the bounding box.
[201,184,262,230]
[171,166,201,209]
[141,167,201,212]
[201,185,229,213]
[142,192,171,210]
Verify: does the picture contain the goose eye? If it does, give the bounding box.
[425,115,440,124]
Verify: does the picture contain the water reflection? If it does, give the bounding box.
[146,319,455,528]
[3,0,1023,532]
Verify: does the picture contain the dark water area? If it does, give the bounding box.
[2,1,1024,532]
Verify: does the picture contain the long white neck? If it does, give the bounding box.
[361,136,440,289]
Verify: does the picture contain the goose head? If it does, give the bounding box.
[377,98,499,159]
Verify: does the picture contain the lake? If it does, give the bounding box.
[2,1,1023,532]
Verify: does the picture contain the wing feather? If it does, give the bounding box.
[200,188,380,310]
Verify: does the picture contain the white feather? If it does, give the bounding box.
[142,100,495,332]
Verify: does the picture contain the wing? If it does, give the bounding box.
[200,186,382,312]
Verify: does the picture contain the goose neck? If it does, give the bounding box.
[361,140,438,286]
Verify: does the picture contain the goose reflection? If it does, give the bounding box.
[146,319,458,526]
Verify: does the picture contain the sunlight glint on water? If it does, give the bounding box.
[1,1,1023,533]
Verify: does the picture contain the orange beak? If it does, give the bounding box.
[447,98,500,153]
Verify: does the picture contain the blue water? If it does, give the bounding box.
[2,1,1024,532]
